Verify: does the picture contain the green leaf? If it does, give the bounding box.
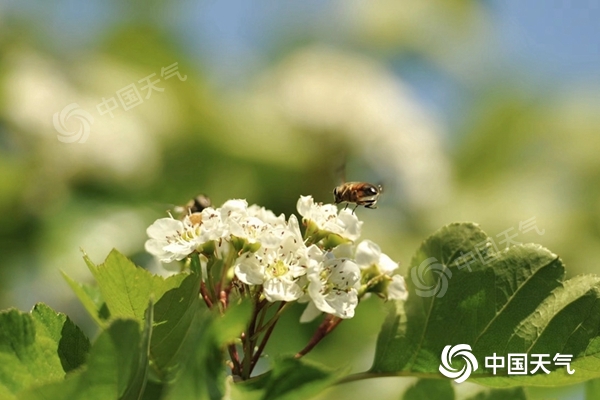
[61,270,110,326]
[212,300,252,345]
[149,272,204,382]
[161,300,251,400]
[84,249,187,321]
[586,378,600,400]
[20,304,153,400]
[464,387,527,400]
[234,357,342,400]
[0,303,90,400]
[403,379,454,400]
[371,222,600,387]
[401,379,528,400]
[161,309,223,400]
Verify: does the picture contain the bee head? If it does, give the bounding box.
[333,186,341,203]
[365,186,378,196]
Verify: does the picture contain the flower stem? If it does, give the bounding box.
[199,282,213,308]
[250,302,286,374]
[294,314,343,358]
[250,302,289,340]
[240,292,266,379]
[227,344,241,376]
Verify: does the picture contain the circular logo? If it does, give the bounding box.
[439,344,478,383]
[53,103,94,143]
[410,257,452,298]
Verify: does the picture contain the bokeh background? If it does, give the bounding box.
[1,1,599,399]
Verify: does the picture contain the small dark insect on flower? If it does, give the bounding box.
[174,194,212,216]
[333,182,383,213]
[184,194,212,214]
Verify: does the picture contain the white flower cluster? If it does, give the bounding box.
[145,196,407,321]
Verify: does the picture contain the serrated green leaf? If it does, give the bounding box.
[84,249,187,321]
[20,304,153,400]
[0,303,90,400]
[371,222,600,387]
[61,270,110,326]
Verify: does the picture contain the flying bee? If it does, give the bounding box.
[333,182,383,212]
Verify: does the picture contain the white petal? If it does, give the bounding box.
[300,301,322,323]
[387,275,408,301]
[234,255,265,285]
[296,195,314,218]
[163,241,195,260]
[337,209,362,240]
[248,204,286,226]
[328,259,360,288]
[146,218,183,239]
[355,240,381,267]
[306,244,324,262]
[263,278,303,302]
[307,275,337,315]
[220,199,248,220]
[378,253,399,273]
[144,239,173,262]
[325,290,358,319]
[287,214,303,241]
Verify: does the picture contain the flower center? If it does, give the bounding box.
[269,260,289,278]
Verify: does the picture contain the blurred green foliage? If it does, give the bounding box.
[0,1,599,399]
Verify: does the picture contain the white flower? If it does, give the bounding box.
[387,275,408,301]
[247,204,287,228]
[234,220,322,302]
[355,240,398,273]
[220,201,290,248]
[197,207,227,242]
[145,216,202,263]
[301,255,361,321]
[296,195,362,241]
[219,199,249,221]
[229,216,281,248]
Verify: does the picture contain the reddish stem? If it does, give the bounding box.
[294,315,343,358]
[200,282,213,308]
[241,296,267,379]
[228,344,241,376]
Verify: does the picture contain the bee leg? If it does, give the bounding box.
[344,203,348,210]
[352,204,359,214]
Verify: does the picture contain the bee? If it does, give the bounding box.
[173,194,212,224]
[333,182,382,212]
[181,194,212,214]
